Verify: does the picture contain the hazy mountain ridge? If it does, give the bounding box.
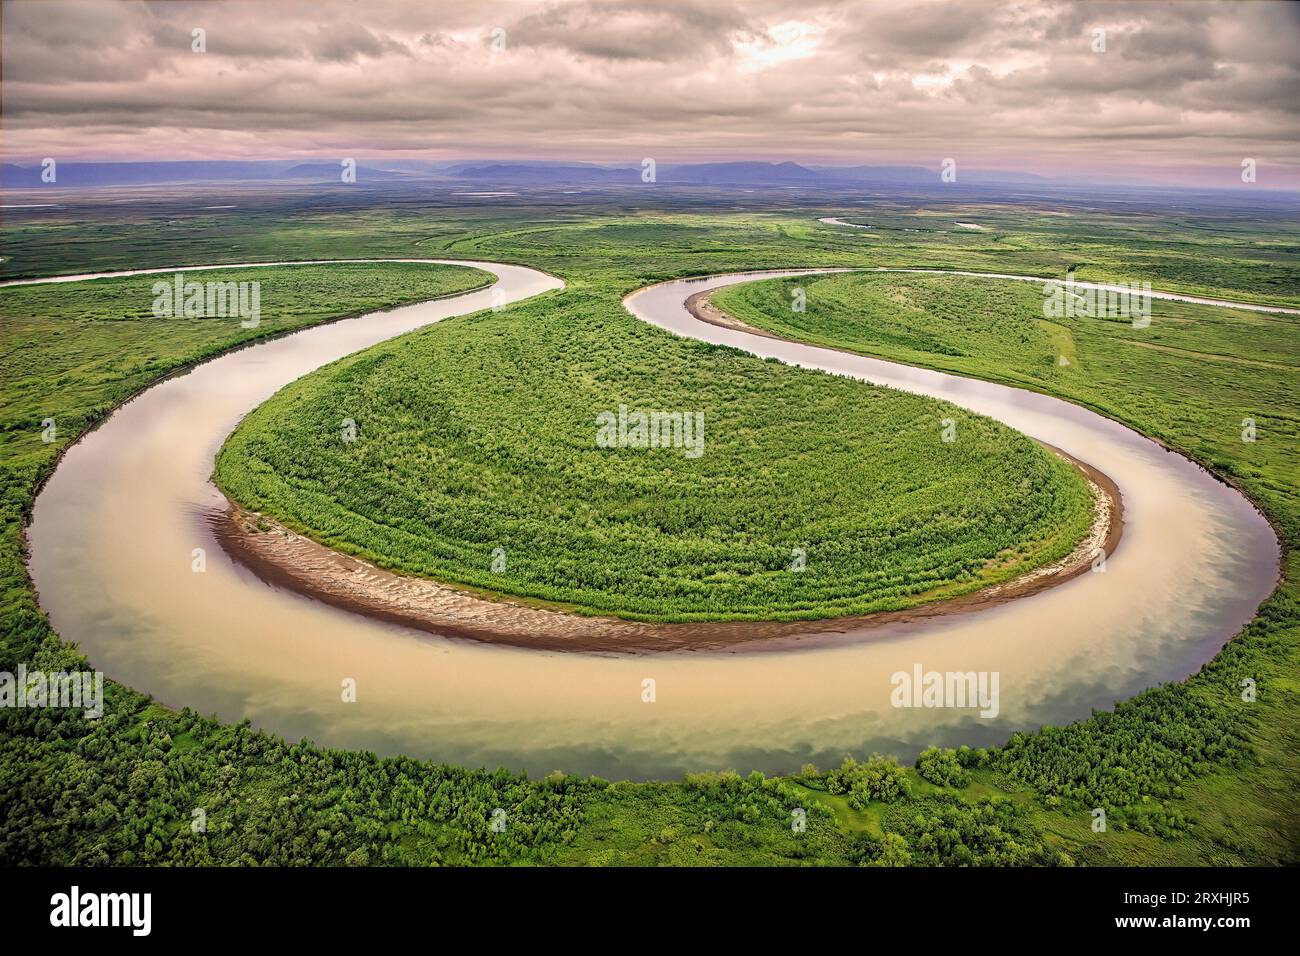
[1,160,407,187]
[2,158,1055,189]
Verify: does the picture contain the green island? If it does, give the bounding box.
[212,276,1092,623]
[2,198,1297,866]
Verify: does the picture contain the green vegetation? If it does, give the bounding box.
[213,278,1091,623]
[0,262,581,867]
[808,204,1300,306]
[2,191,1298,865]
[0,262,492,480]
[714,271,1300,493]
[825,756,911,807]
[917,747,970,788]
[553,760,1068,866]
[874,795,1062,867]
[714,266,1300,861]
[1,702,588,866]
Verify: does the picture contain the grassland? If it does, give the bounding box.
[212,281,1092,623]
[708,267,1300,865]
[0,262,492,481]
[713,272,1299,510]
[1,187,1297,865]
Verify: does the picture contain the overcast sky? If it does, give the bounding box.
[3,0,1297,187]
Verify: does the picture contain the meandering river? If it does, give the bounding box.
[17,260,1280,779]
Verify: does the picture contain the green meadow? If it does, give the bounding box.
[213,275,1092,623]
[714,271,1300,493]
[0,263,492,478]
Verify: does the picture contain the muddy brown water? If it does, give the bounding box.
[18,261,1281,779]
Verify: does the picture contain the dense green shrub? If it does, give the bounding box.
[917,747,970,788]
[825,756,910,808]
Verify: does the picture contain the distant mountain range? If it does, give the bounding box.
[0,160,408,188]
[814,165,1049,184]
[0,159,1053,189]
[428,160,1048,186]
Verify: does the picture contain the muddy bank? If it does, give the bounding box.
[215,453,1117,655]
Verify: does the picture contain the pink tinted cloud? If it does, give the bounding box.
[2,0,1297,187]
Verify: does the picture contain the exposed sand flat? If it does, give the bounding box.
[818,216,872,228]
[215,441,1119,653]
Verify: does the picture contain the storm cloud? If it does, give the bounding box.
[2,0,1297,186]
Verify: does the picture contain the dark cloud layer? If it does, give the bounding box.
[2,0,1297,186]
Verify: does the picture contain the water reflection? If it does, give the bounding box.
[24,264,1279,780]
